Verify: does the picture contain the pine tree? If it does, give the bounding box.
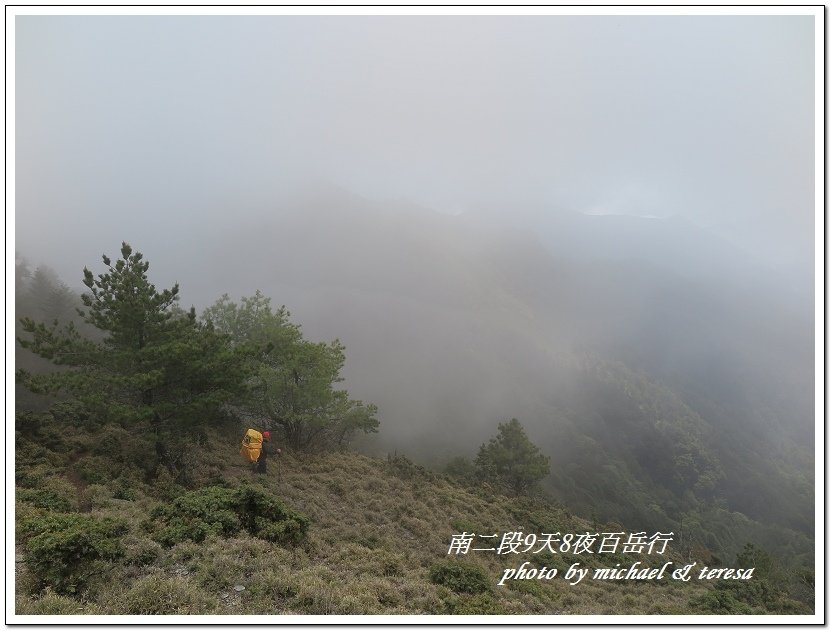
[475,418,550,496]
[18,243,248,476]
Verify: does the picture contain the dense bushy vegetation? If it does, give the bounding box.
[149,484,309,547]
[429,560,491,594]
[18,511,127,595]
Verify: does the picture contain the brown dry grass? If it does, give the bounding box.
[16,431,730,616]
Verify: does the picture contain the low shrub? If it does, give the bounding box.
[689,579,813,615]
[378,550,405,577]
[123,537,163,566]
[369,578,405,607]
[528,550,569,571]
[253,516,306,544]
[84,483,111,506]
[507,578,545,597]
[386,453,435,482]
[688,586,755,614]
[16,485,73,513]
[149,485,241,546]
[19,512,127,594]
[444,593,507,614]
[76,455,116,484]
[429,560,491,594]
[87,424,156,470]
[111,482,139,501]
[151,466,186,502]
[149,484,309,547]
[15,464,46,490]
[235,485,309,545]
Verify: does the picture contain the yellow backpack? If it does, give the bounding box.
[240,428,263,463]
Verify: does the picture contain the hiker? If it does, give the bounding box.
[256,431,271,474]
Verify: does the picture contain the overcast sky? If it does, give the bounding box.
[14,14,817,277]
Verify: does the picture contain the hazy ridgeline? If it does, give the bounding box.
[16,188,814,567]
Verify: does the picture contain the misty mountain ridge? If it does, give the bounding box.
[470,199,811,292]
[154,189,811,445]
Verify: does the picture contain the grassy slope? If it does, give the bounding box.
[16,426,753,617]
